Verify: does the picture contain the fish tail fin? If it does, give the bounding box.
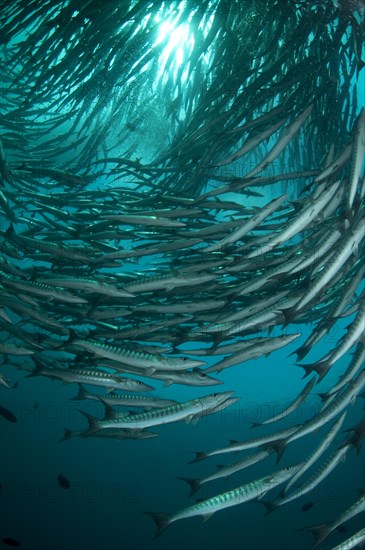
[356,60,365,79]
[299,360,330,382]
[259,500,278,516]
[96,396,117,421]
[176,477,201,497]
[290,345,309,362]
[280,305,298,326]
[77,409,100,435]
[58,428,74,442]
[314,361,331,383]
[69,384,88,401]
[143,511,171,538]
[51,328,78,351]
[297,362,316,379]
[25,357,42,377]
[317,391,330,402]
[299,523,330,548]
[265,439,287,464]
[189,451,208,464]
[5,222,14,239]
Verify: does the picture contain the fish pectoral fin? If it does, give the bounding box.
[257,489,270,500]
[185,414,198,425]
[202,512,214,522]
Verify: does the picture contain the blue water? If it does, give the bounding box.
[1,328,364,549]
[1,3,365,549]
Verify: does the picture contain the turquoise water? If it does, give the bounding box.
[1,2,364,549]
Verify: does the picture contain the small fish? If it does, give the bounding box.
[1,538,20,547]
[301,502,314,512]
[57,474,71,490]
[0,405,17,423]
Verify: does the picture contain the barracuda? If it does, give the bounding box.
[244,105,313,179]
[123,271,217,293]
[0,274,88,304]
[27,359,154,392]
[203,194,287,253]
[189,425,300,463]
[283,412,347,494]
[347,107,365,211]
[70,384,177,408]
[205,333,301,374]
[325,528,365,550]
[81,391,234,433]
[179,447,275,497]
[35,276,135,298]
[262,445,350,513]
[71,338,206,372]
[268,370,365,462]
[251,377,316,427]
[245,179,341,259]
[145,463,303,537]
[307,494,365,548]
[283,213,365,320]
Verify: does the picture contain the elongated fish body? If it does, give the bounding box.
[135,299,226,314]
[145,464,303,536]
[215,119,286,166]
[102,214,186,227]
[71,385,177,408]
[0,342,35,355]
[273,371,365,459]
[28,363,154,392]
[326,527,365,550]
[148,368,223,387]
[85,391,233,432]
[244,105,313,179]
[300,297,365,380]
[205,333,300,374]
[0,372,15,388]
[182,447,275,496]
[245,179,341,259]
[36,276,135,298]
[324,343,365,398]
[284,412,347,494]
[293,264,365,361]
[307,495,365,548]
[253,377,316,427]
[1,277,88,303]
[313,142,352,184]
[268,445,350,511]
[289,213,365,315]
[204,194,287,253]
[60,427,159,442]
[189,425,299,463]
[123,272,216,293]
[72,339,206,371]
[347,107,365,211]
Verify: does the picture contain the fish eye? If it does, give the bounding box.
[199,372,206,378]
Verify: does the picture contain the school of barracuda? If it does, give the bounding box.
[0,0,364,548]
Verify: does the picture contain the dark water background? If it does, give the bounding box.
[1,319,364,549]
